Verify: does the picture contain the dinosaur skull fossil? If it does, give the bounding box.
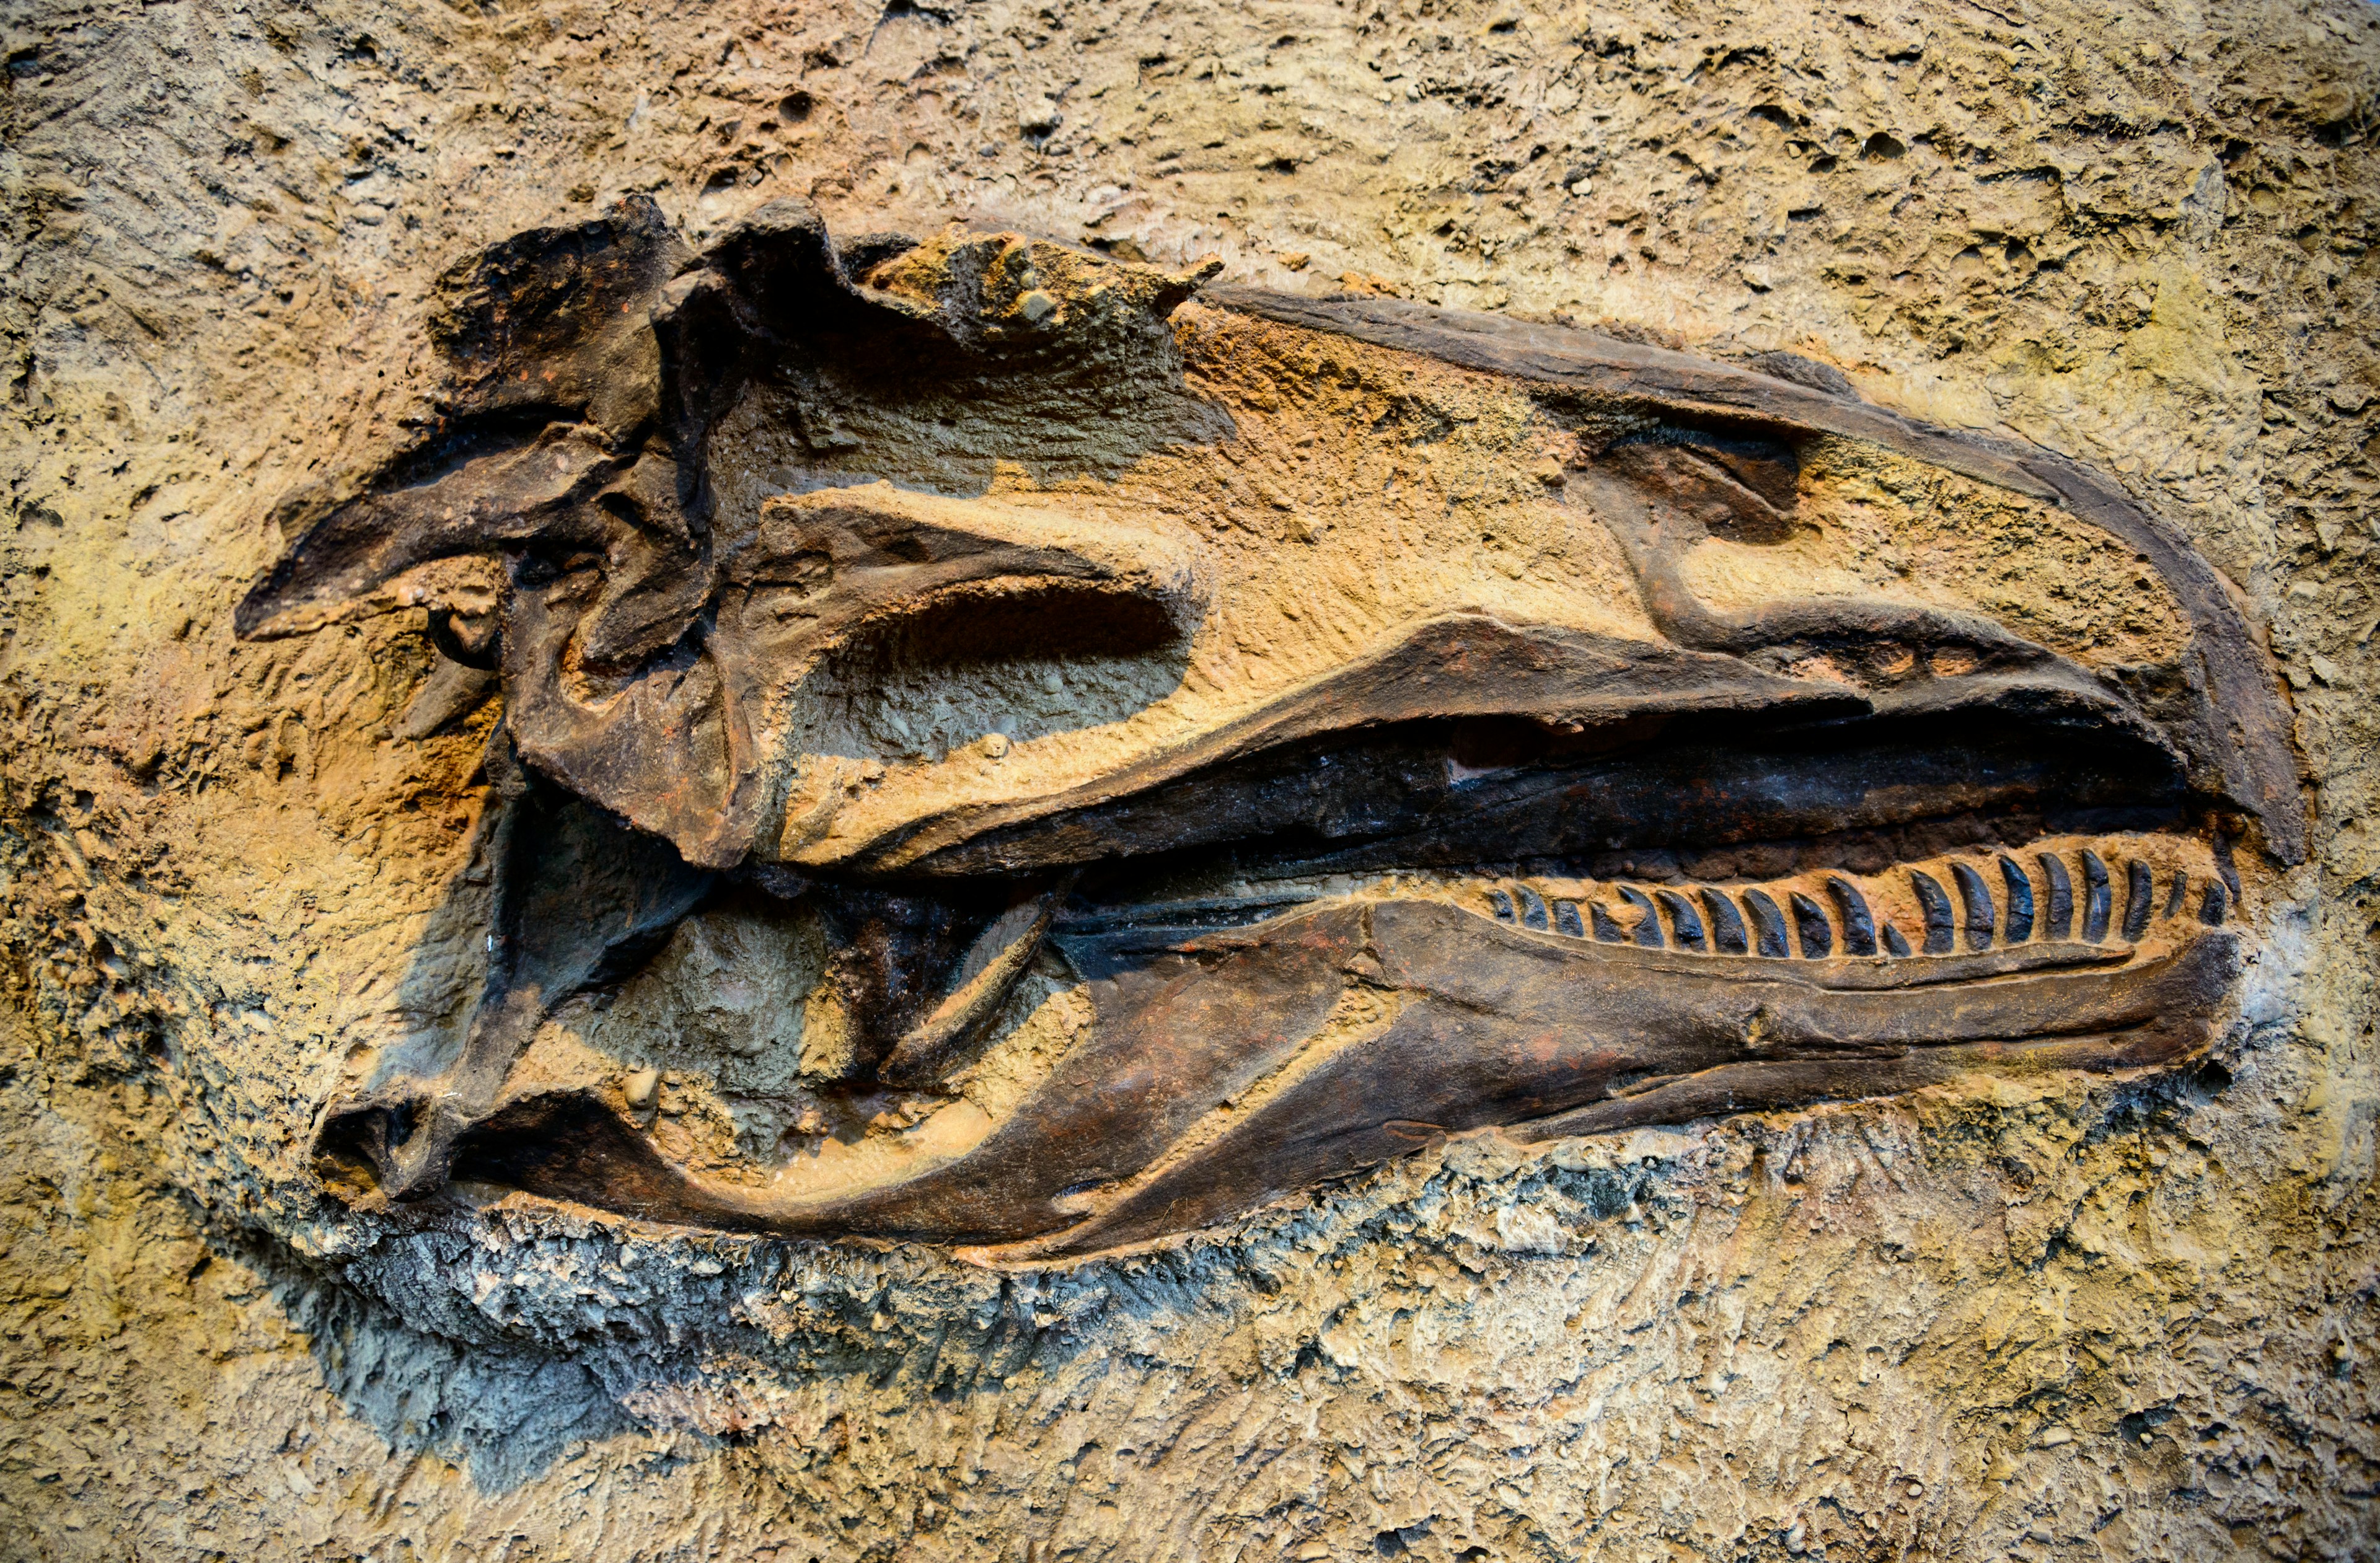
[236,197,2299,1263]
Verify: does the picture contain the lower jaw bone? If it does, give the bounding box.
[451,831,2243,1262]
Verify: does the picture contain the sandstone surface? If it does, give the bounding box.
[3,0,2378,1559]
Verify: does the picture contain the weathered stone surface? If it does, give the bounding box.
[3,0,2378,1559]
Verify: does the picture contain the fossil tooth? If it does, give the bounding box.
[1617,886,1666,948]
[1656,889,1708,951]
[1951,862,1996,951]
[2123,860,2154,941]
[1744,889,1791,958]
[882,876,1075,1086]
[2081,850,2113,942]
[1912,871,1957,955]
[1827,876,1877,956]
[1463,838,2203,974]
[1788,891,1833,959]
[1702,888,1749,955]
[1999,856,2036,944]
[2037,853,2074,940]
[1515,883,1550,931]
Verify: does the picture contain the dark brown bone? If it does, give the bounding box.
[315,780,713,1201]
[496,481,1196,868]
[868,612,1869,876]
[443,902,2239,1258]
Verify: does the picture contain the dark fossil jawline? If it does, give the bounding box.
[441,900,2240,1261]
[262,198,2296,1258]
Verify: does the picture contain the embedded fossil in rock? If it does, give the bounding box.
[1465,840,2229,958]
[235,198,2302,1261]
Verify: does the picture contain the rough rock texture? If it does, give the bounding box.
[2,0,2378,1559]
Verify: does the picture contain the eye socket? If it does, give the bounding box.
[853,583,1186,668]
[794,584,1192,760]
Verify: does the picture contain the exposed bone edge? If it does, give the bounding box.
[1201,285,2307,866]
[413,913,2241,1263]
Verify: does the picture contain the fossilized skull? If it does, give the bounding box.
[236,196,2301,1263]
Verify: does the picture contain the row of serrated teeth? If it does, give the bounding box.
[1483,845,2228,959]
